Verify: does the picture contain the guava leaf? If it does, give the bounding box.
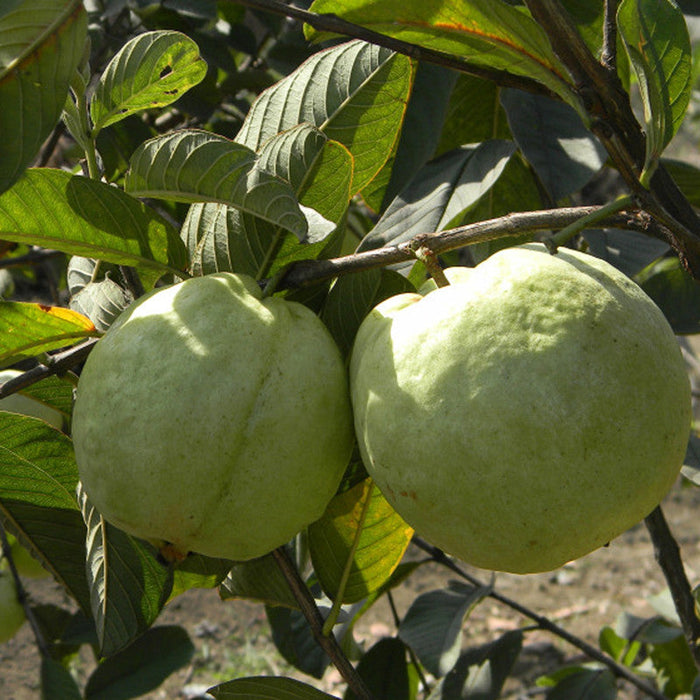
[125,130,309,240]
[305,0,577,107]
[209,676,339,700]
[618,0,692,169]
[661,159,700,207]
[599,626,643,667]
[399,581,492,677]
[635,256,700,334]
[427,629,523,700]
[219,553,299,609]
[0,168,187,287]
[500,89,606,201]
[78,484,174,657]
[543,668,617,700]
[359,140,516,252]
[0,301,97,367]
[347,637,414,700]
[236,39,413,194]
[84,625,194,698]
[309,478,413,604]
[181,125,351,279]
[41,657,82,700]
[0,374,75,422]
[321,268,415,358]
[0,412,91,611]
[169,553,233,600]
[90,30,207,134]
[0,0,87,194]
[582,229,669,278]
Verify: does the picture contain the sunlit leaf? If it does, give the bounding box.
[90,30,207,133]
[0,168,187,287]
[618,0,692,168]
[237,39,413,193]
[0,0,87,193]
[126,130,308,239]
[0,301,97,367]
[306,0,577,106]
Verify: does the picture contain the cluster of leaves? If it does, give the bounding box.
[2,0,700,698]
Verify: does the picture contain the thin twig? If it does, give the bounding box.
[601,0,618,72]
[225,0,558,97]
[645,506,700,668]
[272,547,375,700]
[411,536,668,700]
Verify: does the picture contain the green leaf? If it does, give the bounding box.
[84,625,194,699]
[428,629,523,700]
[399,581,492,677]
[125,130,309,239]
[359,141,516,252]
[219,553,299,609]
[305,0,577,107]
[500,89,606,200]
[0,413,91,611]
[0,168,187,287]
[598,626,642,667]
[618,0,692,169]
[544,668,617,700]
[582,230,669,278]
[169,553,233,600]
[635,256,700,334]
[0,0,87,193]
[41,657,82,700]
[237,40,413,193]
[642,619,696,697]
[0,301,96,367]
[309,478,413,604]
[346,637,412,700]
[209,676,339,700]
[90,30,207,134]
[661,158,700,207]
[2,373,75,422]
[78,484,174,657]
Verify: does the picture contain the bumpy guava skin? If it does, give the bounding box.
[0,566,25,643]
[72,273,354,561]
[350,243,691,574]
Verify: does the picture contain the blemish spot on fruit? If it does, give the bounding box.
[399,490,417,500]
[158,542,188,564]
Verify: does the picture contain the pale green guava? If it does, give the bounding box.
[0,370,63,429]
[0,564,25,643]
[350,243,692,574]
[72,273,354,561]
[417,267,472,296]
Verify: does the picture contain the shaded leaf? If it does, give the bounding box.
[359,141,516,252]
[545,668,617,700]
[90,30,207,133]
[126,130,308,239]
[237,40,413,193]
[661,158,700,207]
[618,0,692,168]
[582,229,669,278]
[635,256,700,334]
[169,553,233,600]
[78,485,174,657]
[0,168,187,286]
[209,676,339,700]
[500,89,606,200]
[0,301,96,367]
[219,553,299,609]
[41,657,82,700]
[399,581,492,677]
[84,626,194,699]
[1,373,75,423]
[429,629,523,700]
[346,637,412,700]
[309,478,413,605]
[0,0,87,193]
[305,0,577,106]
[0,413,91,611]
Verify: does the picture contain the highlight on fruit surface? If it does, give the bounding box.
[72,272,354,562]
[350,243,692,574]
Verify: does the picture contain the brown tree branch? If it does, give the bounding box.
[272,546,375,700]
[645,506,700,668]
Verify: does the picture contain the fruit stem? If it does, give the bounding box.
[322,480,374,636]
[543,194,633,251]
[408,240,450,288]
[272,546,376,700]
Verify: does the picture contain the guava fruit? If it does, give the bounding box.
[350,243,691,574]
[0,564,25,643]
[72,273,354,561]
[0,369,63,429]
